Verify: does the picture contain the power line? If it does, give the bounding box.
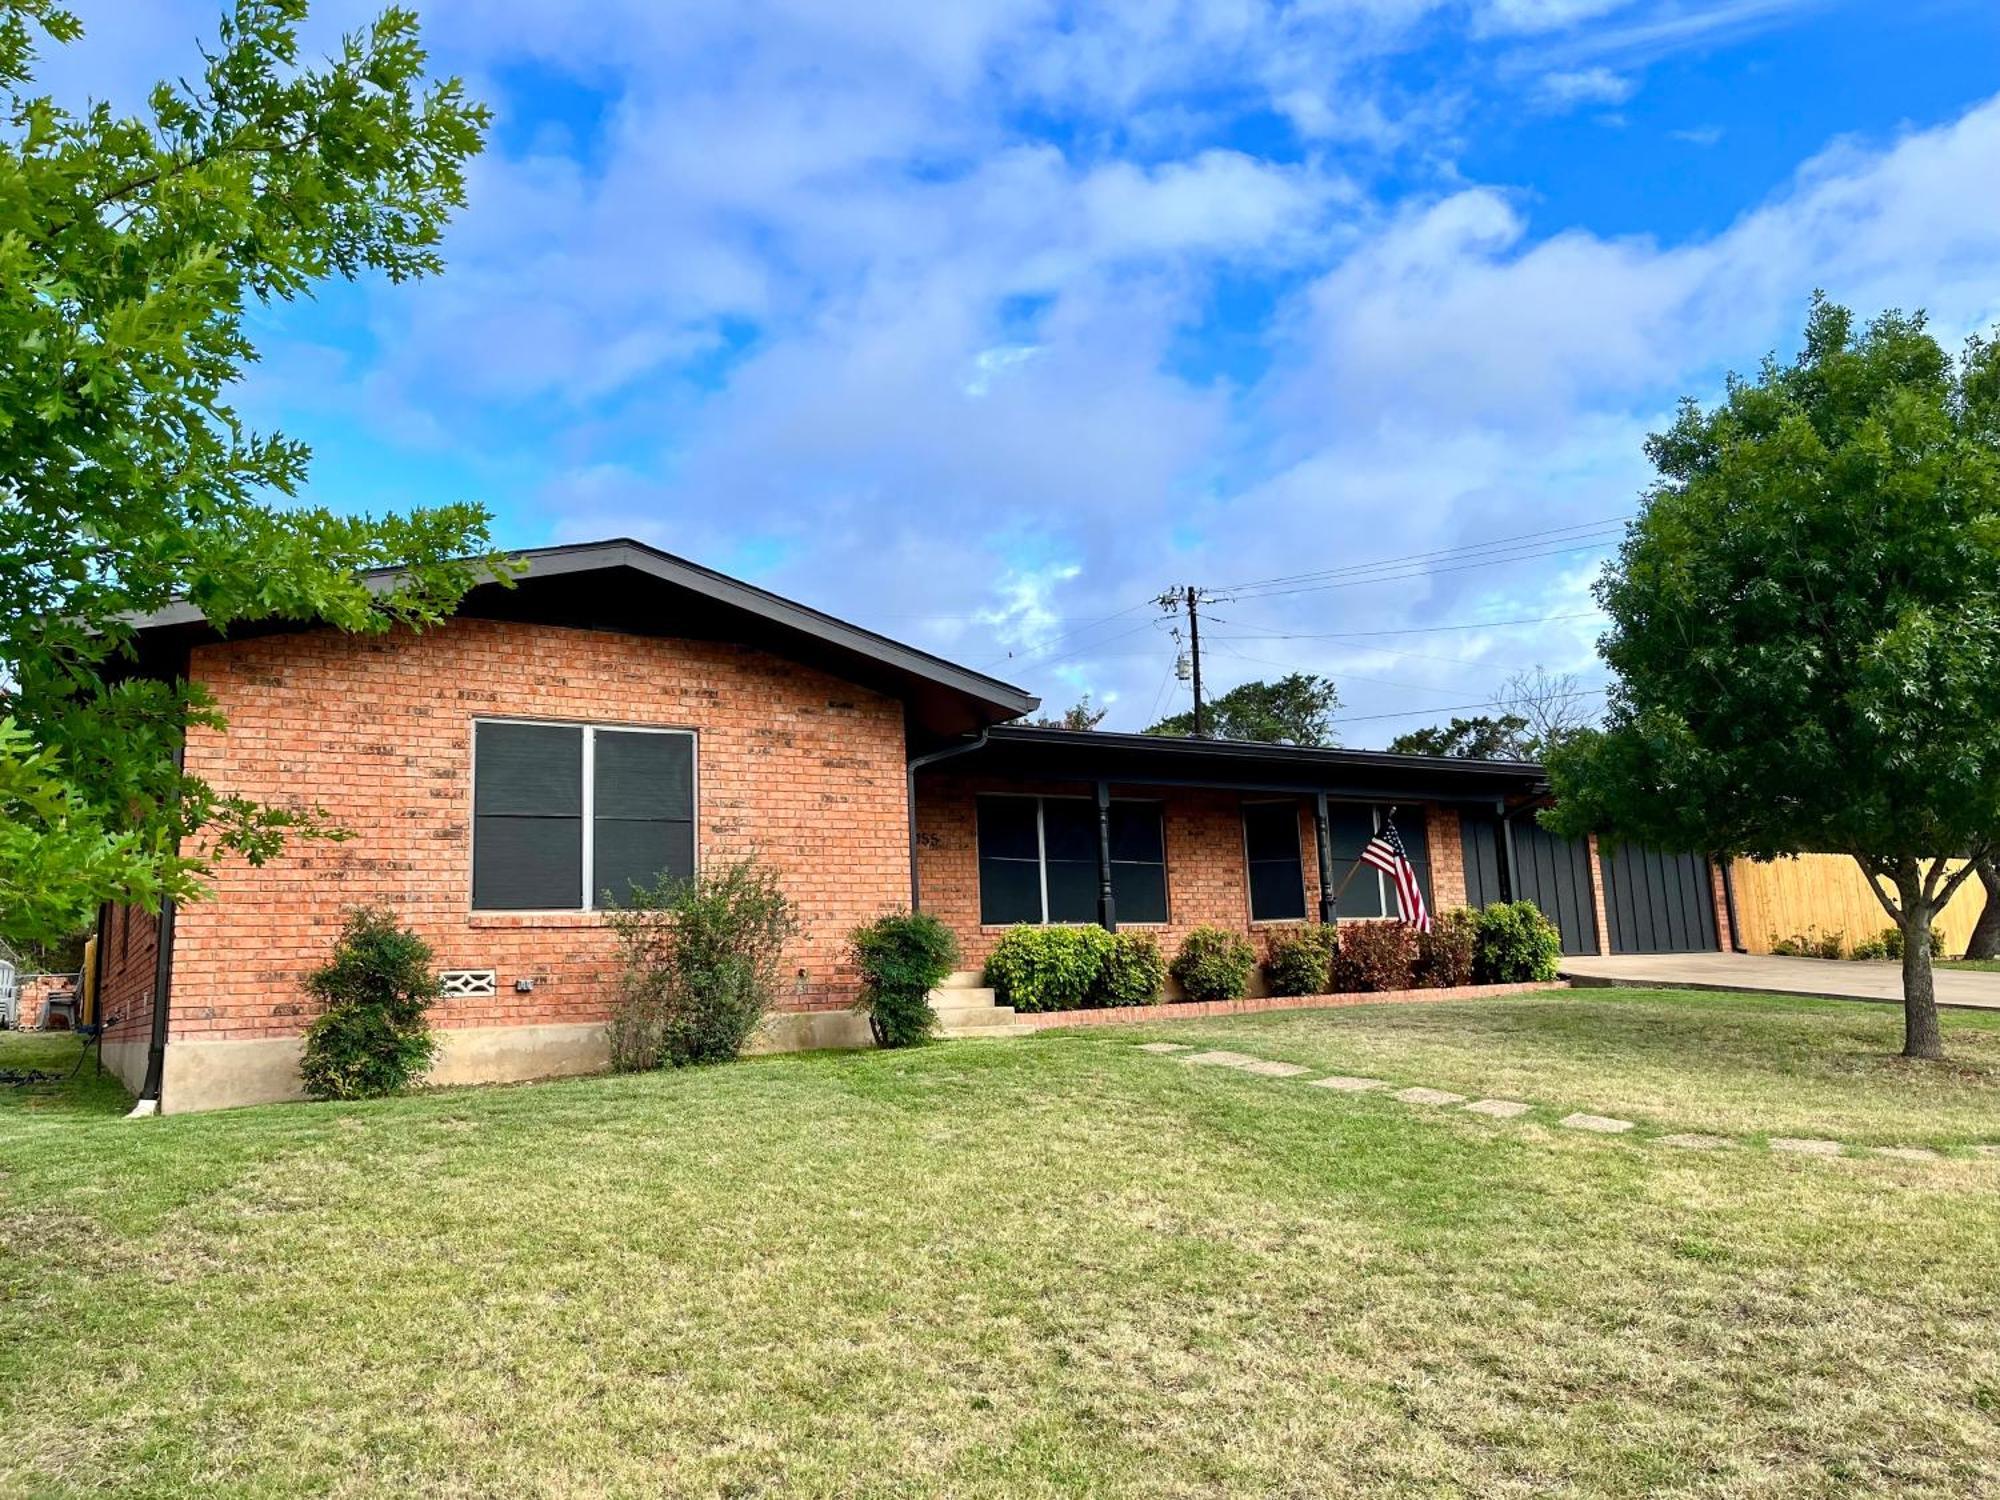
[1207,516,1632,594]
[1330,685,1610,727]
[1213,609,1603,641]
[1220,539,1622,602]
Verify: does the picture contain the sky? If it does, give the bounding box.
[40,0,2000,744]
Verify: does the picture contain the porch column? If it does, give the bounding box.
[1497,800,1518,903]
[1095,780,1118,931]
[1314,791,1337,924]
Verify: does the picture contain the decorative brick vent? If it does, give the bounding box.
[438,970,497,998]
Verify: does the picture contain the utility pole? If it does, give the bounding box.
[1185,584,1205,737]
[1160,584,1210,737]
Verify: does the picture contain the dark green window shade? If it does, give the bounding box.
[1243,802,1306,922]
[1110,803,1168,924]
[1328,803,1384,917]
[592,730,695,907]
[1041,800,1099,923]
[977,798,1043,925]
[474,723,583,910]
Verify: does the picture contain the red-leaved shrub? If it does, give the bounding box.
[1415,908,1478,988]
[1331,921,1419,993]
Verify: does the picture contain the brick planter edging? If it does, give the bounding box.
[1008,978,1569,1030]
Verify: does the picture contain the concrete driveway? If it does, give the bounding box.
[1561,951,2000,1012]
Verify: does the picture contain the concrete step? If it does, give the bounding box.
[928,987,998,1010]
[935,970,989,990]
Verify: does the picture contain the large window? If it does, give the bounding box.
[1328,803,1431,921]
[976,795,1167,925]
[472,720,695,911]
[1242,801,1307,922]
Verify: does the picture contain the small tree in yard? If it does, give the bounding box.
[605,860,798,1069]
[1546,298,2000,1060]
[299,907,440,1100]
[0,3,497,948]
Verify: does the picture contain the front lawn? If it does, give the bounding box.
[3,990,1998,1497]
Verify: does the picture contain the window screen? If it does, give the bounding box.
[1110,803,1168,924]
[474,722,694,911]
[1243,801,1307,922]
[473,722,584,910]
[592,730,695,907]
[1327,803,1384,917]
[976,796,1169,925]
[1388,812,1432,921]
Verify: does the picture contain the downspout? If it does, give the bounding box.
[906,729,991,911]
[130,695,187,1119]
[1719,857,1747,953]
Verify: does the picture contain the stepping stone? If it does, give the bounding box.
[1462,1099,1531,1119]
[1971,1145,2000,1159]
[1310,1075,1388,1093]
[1240,1060,1311,1078]
[1872,1146,1939,1162]
[1656,1133,1733,1151]
[1182,1050,1262,1069]
[1135,1042,1192,1054]
[1559,1113,1634,1134]
[1770,1137,1844,1157]
[1394,1087,1468,1106]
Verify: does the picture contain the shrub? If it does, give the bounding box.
[1416,908,1479,988]
[299,907,441,1101]
[1331,921,1419,993]
[1095,931,1166,1007]
[1770,924,1847,959]
[1264,925,1338,997]
[984,925,1113,1012]
[1852,924,1946,961]
[850,911,958,1048]
[1471,901,1562,984]
[605,859,798,1070]
[1171,926,1257,1002]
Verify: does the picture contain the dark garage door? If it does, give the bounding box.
[1599,844,1718,954]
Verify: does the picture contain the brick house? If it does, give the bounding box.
[97,540,1728,1113]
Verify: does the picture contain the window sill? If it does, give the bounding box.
[468,911,618,930]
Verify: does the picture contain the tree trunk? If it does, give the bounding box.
[1895,866,1944,1061]
[1965,856,2000,960]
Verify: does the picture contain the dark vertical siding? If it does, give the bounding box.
[1459,813,1505,908]
[1600,845,1717,953]
[1511,822,1599,956]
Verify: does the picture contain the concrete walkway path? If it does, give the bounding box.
[1561,951,2000,1012]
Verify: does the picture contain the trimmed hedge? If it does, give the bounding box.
[1416,908,1479,988]
[985,926,1114,1012]
[1171,926,1257,1002]
[1264,925,1338,997]
[1097,932,1167,1007]
[1330,921,1419,993]
[1471,900,1562,984]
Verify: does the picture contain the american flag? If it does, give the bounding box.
[1361,818,1432,933]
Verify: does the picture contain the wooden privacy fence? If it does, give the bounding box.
[1731,854,1986,957]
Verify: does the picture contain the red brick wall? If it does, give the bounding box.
[97,904,159,1045]
[915,775,1457,973]
[168,618,911,1042]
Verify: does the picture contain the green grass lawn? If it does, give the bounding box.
[4,991,1999,1498]
[1941,957,2000,974]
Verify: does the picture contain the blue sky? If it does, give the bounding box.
[49,0,2000,741]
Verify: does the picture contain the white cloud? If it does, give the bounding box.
[1535,67,1637,109]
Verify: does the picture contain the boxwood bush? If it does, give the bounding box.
[1095,931,1166,1007]
[849,911,958,1047]
[1263,925,1338,997]
[1330,921,1419,993]
[1170,926,1257,1002]
[984,925,1113,1012]
[1471,900,1563,984]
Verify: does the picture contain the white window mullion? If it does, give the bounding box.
[580,726,597,911]
[1035,797,1051,924]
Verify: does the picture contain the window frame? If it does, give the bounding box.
[470,716,699,913]
[1240,798,1309,924]
[1327,801,1431,921]
[974,792,1169,927]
